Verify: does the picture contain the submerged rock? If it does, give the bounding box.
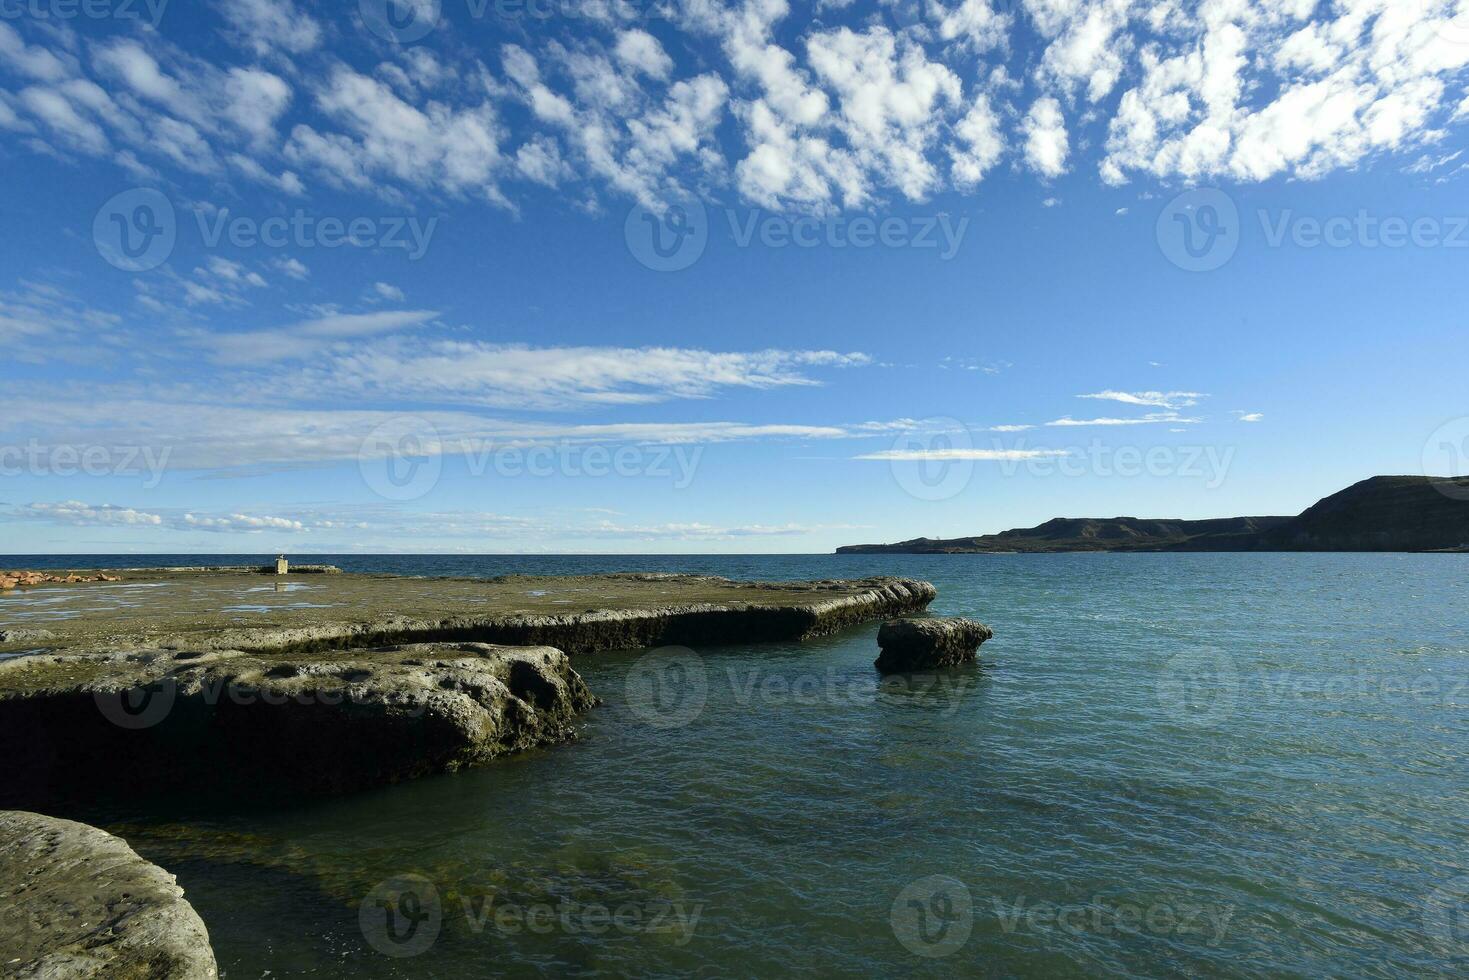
[0,810,218,979]
[874,618,994,674]
[0,643,597,807]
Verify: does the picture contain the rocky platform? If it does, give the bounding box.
[0,573,934,805]
[0,810,218,978]
[875,618,994,674]
[0,571,936,658]
[0,643,596,807]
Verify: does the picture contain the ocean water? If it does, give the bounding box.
[6,553,1468,977]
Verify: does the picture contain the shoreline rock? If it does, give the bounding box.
[875,618,994,674]
[1,573,937,658]
[0,572,122,592]
[0,643,596,807]
[0,810,218,978]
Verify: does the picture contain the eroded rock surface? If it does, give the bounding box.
[0,643,596,807]
[0,810,218,979]
[875,618,994,674]
[0,573,936,658]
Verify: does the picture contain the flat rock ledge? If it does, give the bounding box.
[0,810,218,979]
[2,574,937,659]
[0,643,596,807]
[875,618,995,674]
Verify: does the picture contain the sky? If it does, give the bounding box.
[1,0,1468,554]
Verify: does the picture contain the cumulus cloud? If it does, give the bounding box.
[6,3,1468,212]
[1022,95,1069,177]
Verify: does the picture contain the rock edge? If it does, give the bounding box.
[0,810,218,979]
[875,617,994,674]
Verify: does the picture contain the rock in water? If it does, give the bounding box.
[0,643,598,806]
[0,810,218,978]
[875,618,994,674]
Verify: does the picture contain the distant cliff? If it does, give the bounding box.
[837,477,1469,554]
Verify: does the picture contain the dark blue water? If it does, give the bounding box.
[7,553,1468,977]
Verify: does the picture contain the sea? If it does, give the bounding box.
[3,552,1467,978]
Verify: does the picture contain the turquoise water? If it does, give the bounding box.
[10,554,1469,977]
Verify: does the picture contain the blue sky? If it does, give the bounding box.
[2,0,1468,553]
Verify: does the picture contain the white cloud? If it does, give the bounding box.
[290,343,872,410]
[856,448,1070,461]
[0,397,905,472]
[615,29,674,79]
[1022,95,1069,177]
[1,1,1467,229]
[273,257,310,281]
[1046,412,1199,427]
[204,310,442,364]
[20,501,163,527]
[1079,390,1206,409]
[218,0,322,57]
